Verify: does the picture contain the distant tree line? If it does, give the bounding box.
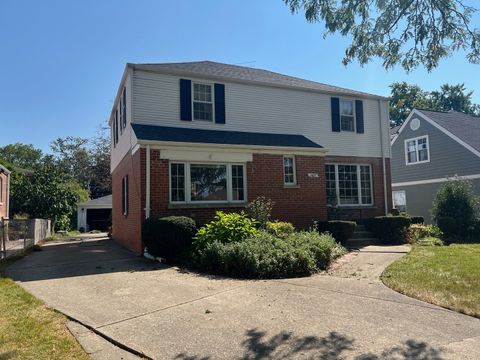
[0,125,110,230]
[389,82,480,127]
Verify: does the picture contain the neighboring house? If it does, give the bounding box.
[0,164,11,220]
[109,61,392,254]
[77,195,112,232]
[391,109,480,223]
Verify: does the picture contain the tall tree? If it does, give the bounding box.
[50,137,91,190]
[430,83,480,114]
[284,0,480,71]
[0,143,43,169]
[89,125,111,199]
[389,82,430,127]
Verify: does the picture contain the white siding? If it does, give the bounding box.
[110,69,136,171]
[131,70,390,159]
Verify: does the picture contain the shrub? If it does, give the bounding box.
[246,196,274,227]
[194,211,259,249]
[266,221,295,238]
[365,216,411,243]
[436,216,458,239]
[191,230,345,279]
[143,216,196,260]
[409,216,425,224]
[316,220,356,243]
[410,224,443,242]
[432,178,480,238]
[417,236,444,246]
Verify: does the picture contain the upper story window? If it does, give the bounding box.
[340,99,355,132]
[283,156,296,185]
[193,83,214,121]
[405,135,429,165]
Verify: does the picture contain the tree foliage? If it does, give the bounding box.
[0,143,43,169]
[389,82,480,126]
[285,0,480,71]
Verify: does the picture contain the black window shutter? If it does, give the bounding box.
[214,83,226,124]
[355,100,364,133]
[179,79,192,121]
[331,97,340,132]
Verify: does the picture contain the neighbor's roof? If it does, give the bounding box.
[78,195,112,208]
[0,164,11,174]
[417,109,480,153]
[130,61,387,100]
[132,124,324,149]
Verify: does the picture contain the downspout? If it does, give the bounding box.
[145,145,151,219]
[378,100,389,215]
[6,172,10,219]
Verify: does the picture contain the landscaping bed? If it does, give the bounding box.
[381,244,480,318]
[0,262,89,360]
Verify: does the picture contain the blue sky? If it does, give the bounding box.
[1,0,479,153]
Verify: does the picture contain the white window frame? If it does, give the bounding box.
[192,82,215,122]
[339,99,355,132]
[283,155,297,186]
[326,163,373,206]
[169,161,247,204]
[404,135,430,165]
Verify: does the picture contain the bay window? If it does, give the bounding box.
[170,162,246,203]
[325,164,373,206]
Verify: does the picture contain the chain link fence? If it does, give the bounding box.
[1,219,51,260]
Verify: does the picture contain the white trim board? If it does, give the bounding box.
[392,174,480,187]
[391,109,480,159]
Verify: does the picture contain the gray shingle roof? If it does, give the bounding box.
[132,124,324,149]
[418,109,480,153]
[78,195,112,207]
[131,61,387,100]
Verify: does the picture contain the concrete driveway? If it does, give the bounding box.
[7,239,480,359]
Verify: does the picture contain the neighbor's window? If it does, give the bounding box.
[0,176,3,204]
[340,99,355,132]
[325,164,373,206]
[283,156,296,185]
[405,136,429,164]
[170,162,246,203]
[193,83,213,121]
[122,175,129,216]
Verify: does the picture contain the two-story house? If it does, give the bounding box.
[0,164,11,220]
[391,109,480,222]
[109,61,392,254]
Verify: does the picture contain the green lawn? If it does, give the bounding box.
[0,264,89,360]
[382,244,480,318]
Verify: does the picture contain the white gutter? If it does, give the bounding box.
[378,100,389,215]
[145,145,151,219]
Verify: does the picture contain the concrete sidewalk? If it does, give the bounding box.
[7,239,480,359]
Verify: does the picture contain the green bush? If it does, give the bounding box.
[417,236,444,246]
[192,230,346,279]
[432,178,480,238]
[245,196,274,227]
[410,224,443,242]
[316,220,356,243]
[143,216,197,260]
[194,211,259,249]
[266,221,295,238]
[365,216,411,243]
[436,216,458,239]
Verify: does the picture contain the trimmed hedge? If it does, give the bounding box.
[191,230,346,279]
[143,216,196,260]
[316,220,356,243]
[409,216,425,224]
[436,216,458,238]
[266,221,295,238]
[365,216,411,243]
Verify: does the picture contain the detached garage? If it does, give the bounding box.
[77,195,112,232]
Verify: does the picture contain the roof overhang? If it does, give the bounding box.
[0,164,11,175]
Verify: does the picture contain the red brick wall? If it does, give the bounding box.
[148,151,327,228]
[111,149,144,254]
[325,156,392,220]
[112,148,392,254]
[0,172,8,219]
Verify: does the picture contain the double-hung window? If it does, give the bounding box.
[325,164,373,206]
[283,156,296,185]
[193,83,214,121]
[170,162,246,203]
[405,136,429,165]
[340,99,355,132]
